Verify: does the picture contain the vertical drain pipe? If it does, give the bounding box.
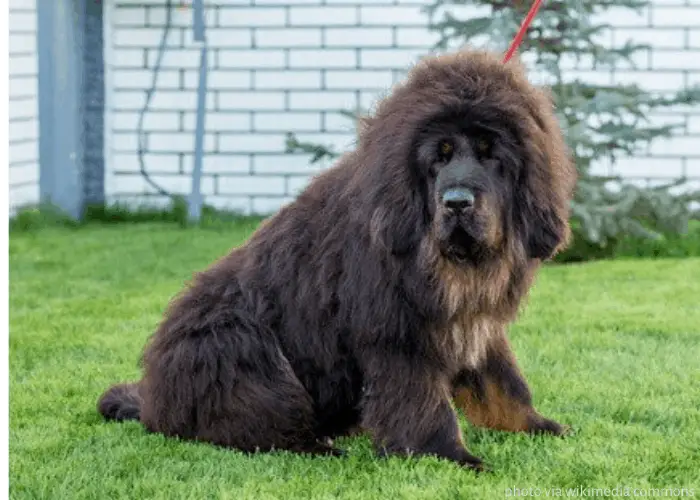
[188,0,207,223]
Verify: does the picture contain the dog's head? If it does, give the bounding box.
[358,49,577,264]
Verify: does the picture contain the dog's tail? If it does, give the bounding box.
[97,382,142,422]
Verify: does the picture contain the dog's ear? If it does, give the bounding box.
[516,155,574,261]
[523,202,571,260]
[369,181,428,256]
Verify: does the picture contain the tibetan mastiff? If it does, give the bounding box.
[98,48,577,471]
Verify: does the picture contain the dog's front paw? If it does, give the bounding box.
[455,449,490,473]
[527,413,572,437]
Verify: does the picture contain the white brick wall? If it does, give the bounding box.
[105,0,700,215]
[9,0,40,214]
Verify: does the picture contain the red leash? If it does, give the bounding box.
[502,0,544,63]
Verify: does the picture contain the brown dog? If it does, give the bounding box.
[98,49,577,471]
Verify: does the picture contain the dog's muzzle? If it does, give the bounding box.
[441,187,475,212]
[436,157,484,215]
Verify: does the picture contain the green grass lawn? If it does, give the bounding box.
[9,222,700,499]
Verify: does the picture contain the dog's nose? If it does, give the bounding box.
[442,187,475,211]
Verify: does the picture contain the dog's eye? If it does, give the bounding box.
[474,137,492,157]
[437,140,454,161]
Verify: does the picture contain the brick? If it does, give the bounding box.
[685,159,700,177]
[560,70,612,86]
[611,50,650,70]
[255,70,322,89]
[689,29,700,49]
[325,70,393,89]
[112,132,140,152]
[9,33,36,54]
[112,174,184,195]
[557,52,613,71]
[612,71,685,91]
[185,70,252,90]
[323,111,358,132]
[218,133,288,153]
[687,116,700,134]
[108,0,166,4]
[290,133,355,152]
[588,158,612,177]
[289,50,357,68]
[196,154,252,174]
[360,49,424,69]
[9,141,38,164]
[652,50,700,69]
[9,55,37,76]
[287,175,312,195]
[289,91,357,111]
[252,196,295,214]
[652,7,700,27]
[9,0,38,8]
[217,175,287,195]
[192,28,252,48]
[112,91,147,110]
[147,7,195,27]
[111,153,181,175]
[359,90,385,110]
[253,0,318,5]
[256,28,322,47]
[112,111,180,132]
[645,112,688,129]
[325,28,393,47]
[113,7,147,27]
[254,112,322,132]
[148,133,217,153]
[8,119,38,142]
[218,50,285,69]
[218,8,286,27]
[218,91,285,111]
[149,91,217,111]
[429,4,491,21]
[9,163,39,186]
[613,28,685,49]
[182,112,252,132]
[611,157,684,178]
[669,180,700,195]
[9,184,39,210]
[289,7,358,26]
[649,136,700,156]
[360,6,424,26]
[8,97,37,121]
[114,27,180,47]
[253,154,330,174]
[8,77,37,99]
[326,0,400,3]
[592,6,650,28]
[395,28,440,48]
[8,11,36,32]
[113,49,146,68]
[147,49,202,69]
[113,69,180,89]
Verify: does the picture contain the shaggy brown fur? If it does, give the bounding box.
[98,48,577,471]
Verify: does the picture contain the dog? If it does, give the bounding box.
[98,48,577,471]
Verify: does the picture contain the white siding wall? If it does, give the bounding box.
[8,0,40,214]
[105,0,700,214]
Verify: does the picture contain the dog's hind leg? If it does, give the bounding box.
[138,324,342,457]
[452,334,569,436]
